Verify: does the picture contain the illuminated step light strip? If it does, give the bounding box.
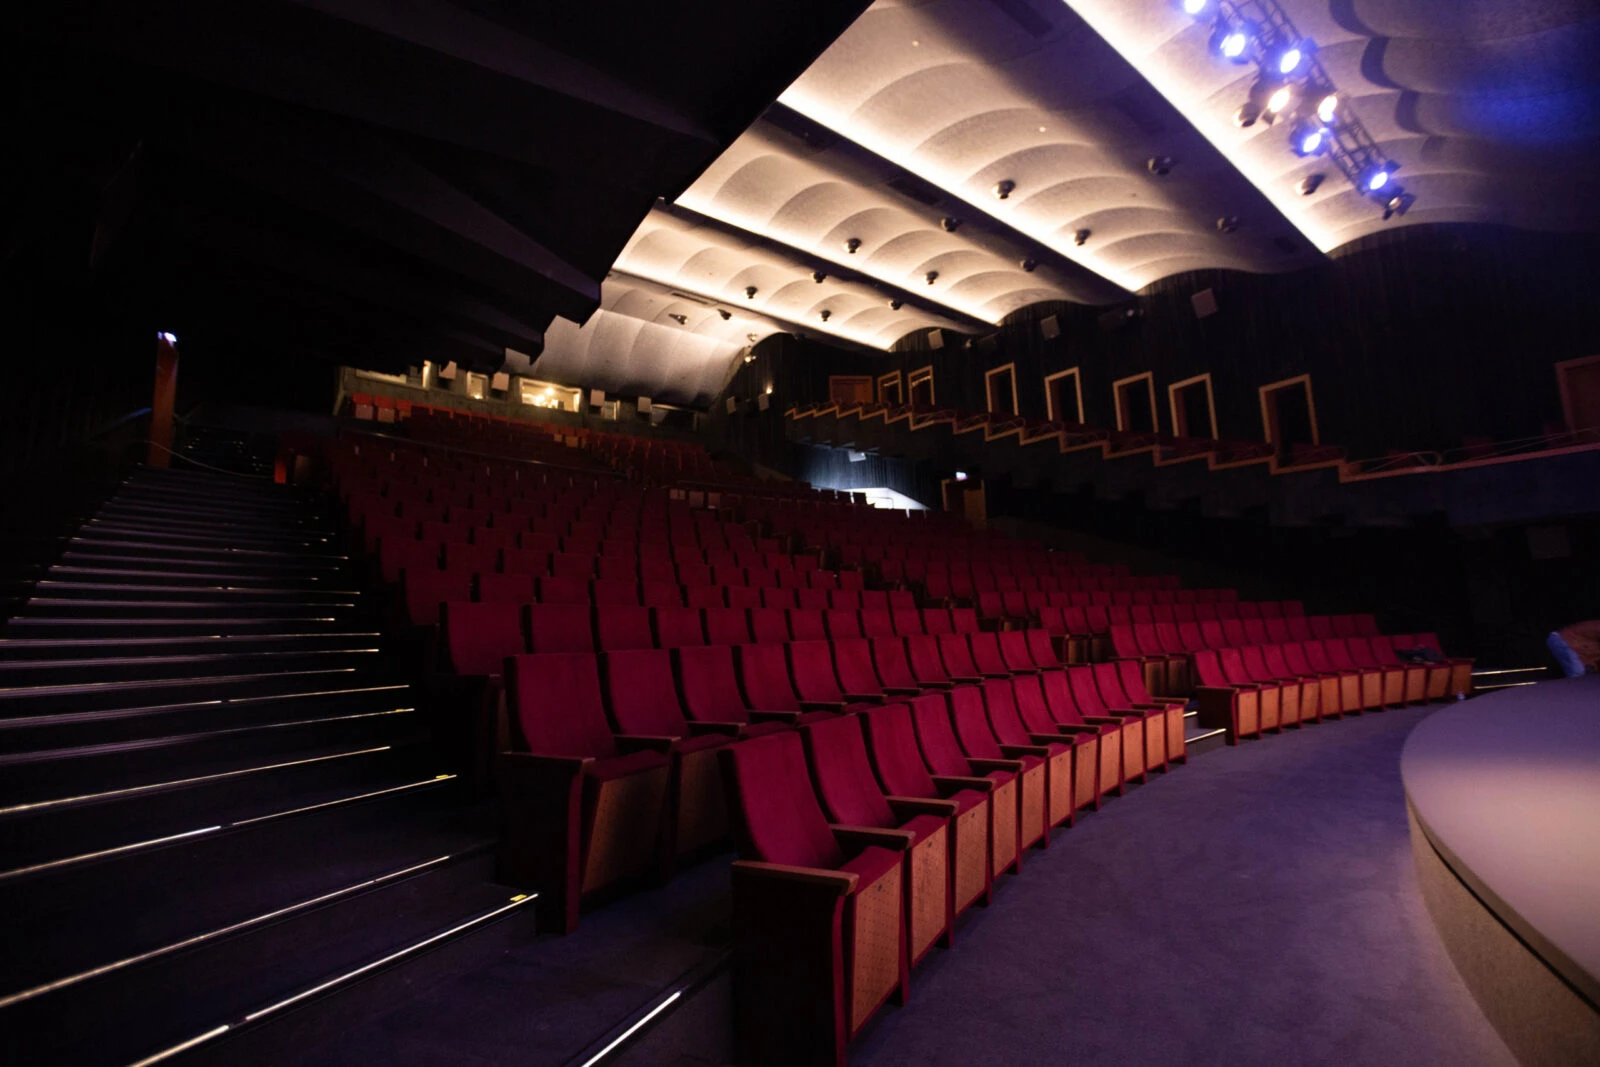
[1062,0,1340,252]
[776,93,1142,293]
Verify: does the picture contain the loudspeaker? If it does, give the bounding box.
[637,397,652,414]
[589,389,606,407]
[1040,315,1060,340]
[490,371,510,392]
[928,329,944,350]
[726,396,738,414]
[1191,288,1219,319]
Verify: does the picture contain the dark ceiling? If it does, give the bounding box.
[6,0,874,384]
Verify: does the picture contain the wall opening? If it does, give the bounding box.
[908,366,935,407]
[1044,367,1084,424]
[1260,374,1319,454]
[1168,373,1218,439]
[1112,372,1158,434]
[985,363,1018,417]
[878,371,904,406]
[828,375,874,407]
[1557,355,1600,432]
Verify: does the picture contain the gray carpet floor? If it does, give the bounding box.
[619,705,1517,1067]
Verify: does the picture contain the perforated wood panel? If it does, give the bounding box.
[848,864,903,1035]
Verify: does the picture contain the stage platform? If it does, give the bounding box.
[1402,674,1600,1067]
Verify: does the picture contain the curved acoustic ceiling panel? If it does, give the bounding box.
[1068,0,1600,251]
[778,0,1326,291]
[613,205,973,348]
[676,117,1125,318]
[532,279,763,407]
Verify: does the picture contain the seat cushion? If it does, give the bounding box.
[983,768,1017,788]
[948,788,987,816]
[1015,753,1045,772]
[673,733,730,756]
[898,813,947,845]
[586,749,670,782]
[838,844,902,893]
[741,720,792,739]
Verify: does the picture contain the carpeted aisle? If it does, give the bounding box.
[620,705,1517,1067]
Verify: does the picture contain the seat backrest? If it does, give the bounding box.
[1109,624,1142,659]
[1345,637,1379,666]
[1324,639,1358,669]
[1286,615,1315,641]
[719,732,844,869]
[1040,669,1086,726]
[906,634,952,685]
[1114,659,1156,704]
[703,606,752,645]
[537,576,589,605]
[1303,640,1337,672]
[382,538,441,584]
[860,609,896,640]
[737,643,802,712]
[725,585,762,610]
[602,649,689,737]
[1332,614,1360,637]
[639,580,683,609]
[444,542,498,575]
[950,607,980,634]
[997,631,1034,671]
[1067,665,1111,716]
[478,571,536,605]
[746,606,787,644]
[892,608,924,637]
[823,609,862,640]
[1282,642,1315,675]
[788,640,845,703]
[968,632,1010,675]
[908,693,969,776]
[1220,618,1250,647]
[677,645,750,724]
[653,606,705,649]
[1091,662,1132,708]
[1242,619,1270,645]
[871,637,918,689]
[1192,648,1228,687]
[921,608,953,636]
[501,548,550,577]
[403,568,473,627]
[442,601,524,676]
[1262,644,1295,677]
[1025,629,1058,669]
[1237,601,1261,619]
[1218,647,1254,684]
[596,605,654,652]
[1264,617,1293,643]
[1309,615,1337,638]
[761,586,799,610]
[1010,672,1056,735]
[801,715,897,829]
[1239,645,1273,682]
[506,653,617,759]
[949,685,1005,760]
[527,603,594,653]
[938,633,982,678]
[796,588,830,610]
[861,703,938,799]
[787,608,827,641]
[833,638,883,697]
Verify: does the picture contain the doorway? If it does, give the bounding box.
[1259,375,1319,455]
[1112,372,1158,434]
[878,371,904,406]
[1044,367,1084,425]
[985,363,1018,417]
[909,366,934,407]
[1168,373,1217,439]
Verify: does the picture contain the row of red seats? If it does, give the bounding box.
[1189,634,1467,742]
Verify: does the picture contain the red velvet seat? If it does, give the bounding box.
[401,567,472,628]
[891,608,924,637]
[762,587,799,610]
[1240,645,1302,728]
[550,552,596,580]
[1322,639,1386,710]
[601,650,730,859]
[950,608,979,634]
[1190,649,1263,743]
[1219,647,1283,731]
[380,537,440,584]
[801,715,951,966]
[435,601,524,781]
[1303,639,1370,712]
[1282,641,1343,719]
[980,678,1080,832]
[860,703,992,919]
[921,608,953,636]
[596,605,654,652]
[1110,660,1189,763]
[719,731,907,1066]
[748,607,790,644]
[1008,672,1101,810]
[653,606,705,649]
[907,693,1020,879]
[788,608,828,641]
[640,580,684,609]
[1261,644,1321,723]
[528,603,594,654]
[499,654,670,934]
[1345,636,1411,707]
[824,610,863,640]
[537,576,589,605]
[501,548,550,577]
[967,632,1014,677]
[870,637,925,696]
[789,640,882,709]
[478,571,536,604]
[947,686,1047,854]
[936,634,992,684]
[1066,666,1153,780]
[1038,670,1126,800]
[675,645,787,737]
[444,542,498,575]
[737,643,839,722]
[1024,628,1064,671]
[860,609,896,640]
[704,606,753,645]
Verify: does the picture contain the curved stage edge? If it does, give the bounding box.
[1402,675,1600,1067]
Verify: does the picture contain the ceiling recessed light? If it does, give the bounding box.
[925,270,940,284]
[819,309,832,321]
[993,179,1015,200]
[744,286,757,299]
[844,237,862,254]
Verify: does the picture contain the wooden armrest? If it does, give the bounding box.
[886,795,958,817]
[749,709,801,723]
[931,775,996,793]
[615,734,678,753]
[967,757,1024,774]
[731,860,857,896]
[832,825,915,851]
[843,693,886,704]
[497,751,592,776]
[1028,733,1073,747]
[1083,715,1132,726]
[883,686,923,696]
[1054,724,1103,735]
[1195,686,1241,697]
[799,700,848,713]
[998,743,1049,758]
[686,721,742,737]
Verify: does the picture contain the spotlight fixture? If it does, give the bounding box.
[1382,189,1415,220]
[718,309,732,320]
[1181,0,1209,13]
[1290,121,1329,156]
[744,286,758,299]
[811,270,826,283]
[1297,173,1325,196]
[1073,228,1091,246]
[888,299,903,310]
[1216,215,1241,233]
[746,333,759,343]
[1146,155,1176,177]
[667,313,687,325]
[924,270,940,284]
[1020,257,1037,272]
[743,352,755,363]
[941,216,962,233]
[1363,163,1396,192]
[992,179,1015,200]
[1265,85,1293,115]
[819,309,832,321]
[1316,92,1338,123]
[844,237,861,254]
[1234,103,1261,129]
[1210,18,1255,62]
[1272,39,1310,76]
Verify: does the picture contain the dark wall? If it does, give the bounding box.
[782,224,1600,457]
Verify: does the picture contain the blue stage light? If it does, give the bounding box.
[1292,124,1329,156]
[1222,30,1249,58]
[1210,18,1256,61]
[1182,0,1209,14]
[1366,166,1393,191]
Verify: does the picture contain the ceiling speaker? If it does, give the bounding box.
[929,329,944,350]
[1040,315,1060,340]
[637,397,652,414]
[1191,288,1219,319]
[589,389,606,407]
[725,396,738,414]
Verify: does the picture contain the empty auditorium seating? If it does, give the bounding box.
[947,686,1047,854]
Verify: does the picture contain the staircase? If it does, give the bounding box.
[0,465,535,1066]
